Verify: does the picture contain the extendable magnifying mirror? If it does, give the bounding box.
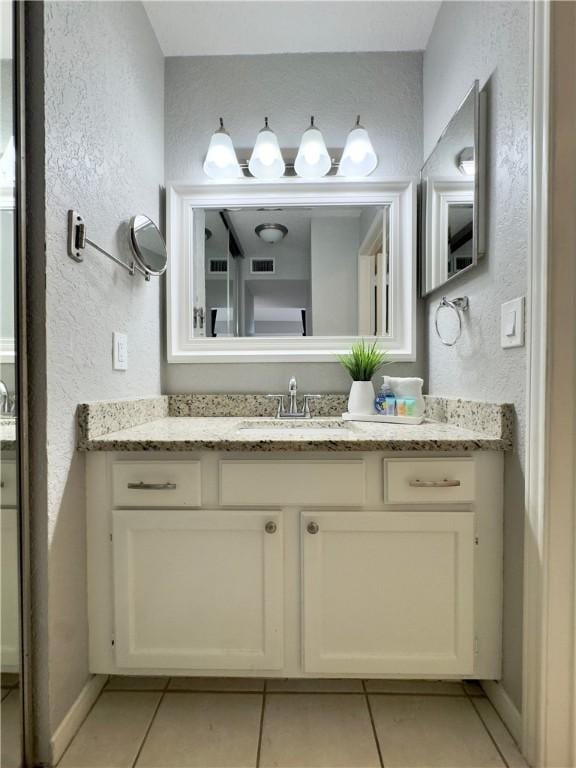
[129,215,168,278]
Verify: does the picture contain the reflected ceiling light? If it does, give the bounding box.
[248,117,285,180]
[203,118,242,180]
[457,147,475,176]
[0,136,15,184]
[255,223,288,244]
[294,116,331,178]
[338,116,378,178]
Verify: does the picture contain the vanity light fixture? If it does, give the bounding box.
[249,117,285,180]
[255,223,288,244]
[294,116,332,178]
[457,147,475,176]
[338,116,378,178]
[203,118,242,180]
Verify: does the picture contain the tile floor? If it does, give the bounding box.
[57,677,529,768]
[1,673,21,768]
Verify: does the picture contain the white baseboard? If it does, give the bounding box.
[481,680,523,745]
[50,674,108,765]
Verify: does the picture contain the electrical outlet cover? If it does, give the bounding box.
[501,297,525,348]
[113,332,128,370]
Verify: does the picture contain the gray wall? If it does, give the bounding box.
[41,0,164,752]
[423,1,530,710]
[311,216,359,335]
[163,52,424,393]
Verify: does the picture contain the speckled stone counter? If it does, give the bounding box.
[0,418,16,451]
[78,415,509,453]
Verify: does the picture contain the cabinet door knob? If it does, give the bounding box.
[307,521,320,535]
[265,521,277,534]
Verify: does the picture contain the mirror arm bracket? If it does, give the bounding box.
[67,210,151,280]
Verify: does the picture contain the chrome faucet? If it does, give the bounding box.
[0,381,9,415]
[267,377,321,419]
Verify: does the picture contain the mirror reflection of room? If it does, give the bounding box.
[197,206,388,338]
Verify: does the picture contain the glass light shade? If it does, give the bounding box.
[255,223,288,244]
[338,117,378,177]
[203,120,242,180]
[294,118,331,178]
[248,118,285,179]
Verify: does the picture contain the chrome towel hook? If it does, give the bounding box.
[434,296,470,346]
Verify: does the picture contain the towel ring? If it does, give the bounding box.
[434,296,469,346]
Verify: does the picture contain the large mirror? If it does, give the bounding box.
[1,1,23,765]
[420,81,485,296]
[190,205,389,338]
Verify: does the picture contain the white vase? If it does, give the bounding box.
[347,380,375,415]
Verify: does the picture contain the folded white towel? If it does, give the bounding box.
[382,376,425,416]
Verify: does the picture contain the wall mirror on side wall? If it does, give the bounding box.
[167,182,415,363]
[420,81,486,297]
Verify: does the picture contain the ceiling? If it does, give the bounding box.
[144,1,441,57]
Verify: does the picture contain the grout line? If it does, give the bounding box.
[363,681,385,768]
[464,685,510,768]
[255,680,267,768]
[131,689,166,768]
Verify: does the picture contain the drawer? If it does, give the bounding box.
[112,462,201,507]
[220,460,366,507]
[384,458,475,504]
[1,461,17,507]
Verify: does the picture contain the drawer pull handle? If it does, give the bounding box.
[409,478,461,488]
[127,482,177,491]
[307,521,320,535]
[265,521,277,534]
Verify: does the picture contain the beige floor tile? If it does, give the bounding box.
[463,681,486,697]
[260,693,380,767]
[168,676,264,692]
[136,693,262,767]
[267,678,363,693]
[59,692,161,768]
[370,695,505,767]
[106,676,169,691]
[1,690,21,768]
[365,679,465,695]
[472,698,529,767]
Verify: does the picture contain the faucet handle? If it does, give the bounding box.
[266,394,285,418]
[303,394,322,417]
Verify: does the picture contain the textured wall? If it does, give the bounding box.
[43,0,164,746]
[163,52,424,392]
[423,1,530,709]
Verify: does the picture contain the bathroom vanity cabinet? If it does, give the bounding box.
[87,450,503,680]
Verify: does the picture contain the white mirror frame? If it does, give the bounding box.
[166,180,416,363]
[0,186,16,364]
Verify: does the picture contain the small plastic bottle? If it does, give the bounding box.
[396,398,407,417]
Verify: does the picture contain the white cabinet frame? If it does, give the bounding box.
[166,180,416,362]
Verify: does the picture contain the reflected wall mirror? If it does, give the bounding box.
[420,81,486,296]
[167,182,416,362]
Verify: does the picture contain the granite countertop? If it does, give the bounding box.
[78,415,508,452]
[0,418,16,452]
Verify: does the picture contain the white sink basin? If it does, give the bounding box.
[235,418,354,438]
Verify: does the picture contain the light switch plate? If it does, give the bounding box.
[113,332,128,370]
[501,297,525,348]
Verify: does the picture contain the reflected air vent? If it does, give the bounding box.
[251,258,275,274]
[209,259,228,274]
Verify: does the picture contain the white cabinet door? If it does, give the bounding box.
[302,511,475,675]
[113,509,283,670]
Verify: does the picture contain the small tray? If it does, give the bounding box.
[342,412,425,425]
